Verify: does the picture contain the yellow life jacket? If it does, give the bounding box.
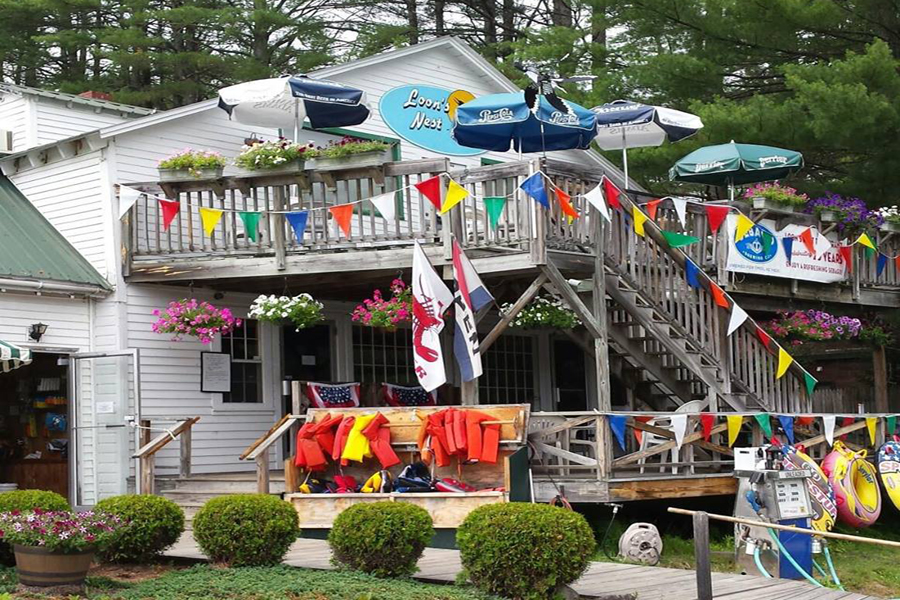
[341,413,377,463]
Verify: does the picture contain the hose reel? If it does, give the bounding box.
[618,522,663,565]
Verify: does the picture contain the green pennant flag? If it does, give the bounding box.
[484,196,507,230]
[238,211,262,242]
[887,415,897,436]
[804,372,817,396]
[754,413,773,438]
[865,246,876,259]
[761,231,775,255]
[660,230,700,248]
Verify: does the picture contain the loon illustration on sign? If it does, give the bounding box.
[380,85,485,156]
[735,222,778,263]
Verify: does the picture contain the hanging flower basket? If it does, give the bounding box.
[805,193,882,238]
[351,279,411,329]
[745,183,807,213]
[312,137,392,172]
[151,299,242,344]
[157,149,226,182]
[249,294,324,331]
[502,295,580,330]
[232,138,317,177]
[875,206,900,232]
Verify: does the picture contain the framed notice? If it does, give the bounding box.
[201,352,231,393]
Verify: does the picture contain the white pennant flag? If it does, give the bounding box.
[584,182,610,222]
[671,198,688,228]
[118,186,143,219]
[412,241,454,392]
[822,416,836,446]
[370,192,396,222]
[671,414,688,450]
[727,304,748,336]
[814,230,832,259]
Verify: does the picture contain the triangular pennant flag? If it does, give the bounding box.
[865,246,876,259]
[710,283,730,309]
[671,198,688,228]
[866,417,878,446]
[796,416,815,427]
[754,413,773,438]
[661,230,700,249]
[803,372,817,396]
[520,172,550,209]
[878,254,889,277]
[895,256,900,274]
[671,414,688,450]
[822,415,836,446]
[238,211,261,242]
[286,211,309,243]
[887,415,896,436]
[761,231,775,255]
[441,179,469,214]
[782,236,794,264]
[415,175,443,210]
[798,228,816,256]
[484,196,507,230]
[839,245,853,273]
[700,414,715,442]
[727,304,748,336]
[645,199,662,221]
[118,186,142,219]
[609,415,628,451]
[329,204,354,237]
[557,189,579,223]
[159,199,180,231]
[584,183,610,222]
[857,232,876,250]
[757,327,773,350]
[778,415,795,445]
[370,192,396,222]
[706,205,729,234]
[814,232,832,258]
[601,176,622,210]
[632,205,649,236]
[199,207,224,236]
[727,415,743,447]
[685,258,701,289]
[633,416,653,445]
[735,213,755,242]
[840,416,854,441]
[776,346,793,379]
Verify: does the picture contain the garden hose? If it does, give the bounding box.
[753,546,772,578]
[812,559,829,579]
[767,528,822,588]
[823,545,845,591]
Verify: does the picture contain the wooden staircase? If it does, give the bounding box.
[157,472,286,526]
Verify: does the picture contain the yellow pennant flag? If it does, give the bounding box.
[866,417,878,446]
[776,346,793,379]
[440,179,469,214]
[632,205,649,237]
[199,207,224,236]
[735,213,755,242]
[727,415,743,447]
[856,232,876,250]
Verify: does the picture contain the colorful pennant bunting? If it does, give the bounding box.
[778,415,795,444]
[609,414,628,451]
[878,253,889,277]
[705,205,729,234]
[795,416,815,427]
[700,414,714,442]
[757,327,773,350]
[330,204,354,237]
[685,258,701,289]
[839,245,852,272]
[286,211,309,243]
[761,231,775,255]
[661,230,699,249]
[238,211,261,242]
[735,213,755,242]
[710,283,730,309]
[804,372,817,396]
[782,237,794,264]
[557,189,579,223]
[584,183,610,222]
[776,347,793,379]
[857,232,876,250]
[866,417,879,446]
[521,173,549,209]
[370,193,396,222]
[671,198,688,228]
[645,199,661,221]
[887,415,897,436]
[118,186,142,219]
[601,176,621,210]
[199,207,224,236]
[754,413,772,438]
[671,414,687,450]
[798,228,815,256]
[822,415,836,446]
[159,199,180,231]
[633,416,653,445]
[840,416,854,441]
[895,256,900,274]
[727,304,748,336]
[415,175,443,210]
[441,179,468,213]
[484,196,507,230]
[632,206,648,236]
[727,415,743,447]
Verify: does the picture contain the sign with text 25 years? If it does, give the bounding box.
[380,85,484,156]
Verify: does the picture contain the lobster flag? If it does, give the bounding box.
[412,241,454,392]
[452,239,494,381]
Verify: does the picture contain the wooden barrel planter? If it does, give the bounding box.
[13,544,94,590]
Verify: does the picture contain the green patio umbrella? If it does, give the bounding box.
[669,141,803,199]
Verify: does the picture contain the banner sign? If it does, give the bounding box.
[380,85,484,156]
[725,215,846,283]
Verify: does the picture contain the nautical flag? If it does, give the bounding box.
[382,383,438,407]
[305,382,360,409]
[452,239,494,381]
[412,241,454,392]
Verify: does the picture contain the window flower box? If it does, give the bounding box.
[314,149,392,172]
[232,158,308,178]
[751,196,795,213]
[744,183,806,214]
[157,149,227,182]
[233,139,316,177]
[158,166,224,182]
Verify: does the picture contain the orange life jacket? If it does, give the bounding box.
[361,412,401,469]
[332,416,356,466]
[294,422,328,471]
[466,411,501,464]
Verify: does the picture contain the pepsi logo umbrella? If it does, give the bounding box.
[452,92,597,153]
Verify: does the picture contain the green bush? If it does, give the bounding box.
[328,501,433,578]
[457,503,595,600]
[192,494,299,567]
[0,490,70,565]
[95,494,184,563]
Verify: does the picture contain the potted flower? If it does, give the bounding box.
[233,138,318,176]
[158,149,226,182]
[503,295,581,330]
[248,294,324,331]
[743,182,808,213]
[351,279,411,330]
[805,193,883,239]
[763,309,864,354]
[0,509,123,591]
[313,136,392,172]
[875,206,900,233]
[151,299,242,344]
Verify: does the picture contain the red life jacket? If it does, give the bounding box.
[465,411,501,464]
[425,410,451,467]
[294,422,328,471]
[313,413,344,456]
[332,416,356,466]
[361,412,401,469]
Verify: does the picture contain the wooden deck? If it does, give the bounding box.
[165,534,880,600]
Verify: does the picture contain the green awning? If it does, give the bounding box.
[0,340,31,373]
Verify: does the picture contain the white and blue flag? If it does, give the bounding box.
[451,240,494,381]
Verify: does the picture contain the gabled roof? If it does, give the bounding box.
[0,83,155,117]
[0,175,109,291]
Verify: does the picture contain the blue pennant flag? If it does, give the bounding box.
[782,237,794,264]
[520,172,549,209]
[609,414,628,451]
[286,211,309,243]
[877,253,888,277]
[777,415,795,445]
[685,258,701,289]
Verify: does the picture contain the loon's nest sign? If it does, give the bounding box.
[380,85,484,156]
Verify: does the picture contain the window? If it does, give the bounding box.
[222,319,262,403]
[479,335,536,404]
[353,326,417,385]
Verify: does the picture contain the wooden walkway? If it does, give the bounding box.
[165,534,881,600]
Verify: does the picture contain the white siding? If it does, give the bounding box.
[0,292,91,349]
[0,95,29,152]
[34,100,127,146]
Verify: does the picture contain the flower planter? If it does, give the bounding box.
[13,544,94,590]
[158,166,224,182]
[818,210,838,223]
[789,340,871,357]
[312,150,392,172]
[752,197,794,213]
[232,159,306,178]
[879,221,900,233]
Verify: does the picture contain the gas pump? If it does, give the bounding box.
[733,445,816,580]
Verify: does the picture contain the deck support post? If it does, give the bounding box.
[693,511,714,600]
[481,273,547,353]
[139,418,154,495]
[593,217,612,481]
[257,448,270,495]
[874,345,889,413]
[179,424,192,479]
[273,186,287,271]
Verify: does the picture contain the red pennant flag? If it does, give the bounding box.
[700,414,715,442]
[839,416,854,440]
[705,206,729,234]
[645,199,662,221]
[795,416,814,427]
[601,176,621,210]
[159,199,180,231]
[895,256,900,273]
[798,228,816,256]
[415,175,443,210]
[770,436,782,447]
[633,416,653,445]
[710,283,730,309]
[555,188,579,221]
[329,204,355,237]
[756,327,772,350]
[838,245,853,273]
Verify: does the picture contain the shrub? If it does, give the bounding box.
[192,494,299,567]
[96,494,185,563]
[457,503,595,600]
[0,490,70,565]
[328,501,433,578]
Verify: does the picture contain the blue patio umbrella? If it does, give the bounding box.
[452,92,597,153]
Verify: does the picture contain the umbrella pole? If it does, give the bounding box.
[621,128,629,193]
[293,98,300,142]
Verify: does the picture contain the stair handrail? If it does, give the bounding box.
[239,413,306,494]
[133,416,201,495]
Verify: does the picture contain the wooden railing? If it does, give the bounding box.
[133,417,200,495]
[239,413,305,494]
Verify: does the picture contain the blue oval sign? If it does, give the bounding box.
[735,223,778,263]
[379,85,485,156]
